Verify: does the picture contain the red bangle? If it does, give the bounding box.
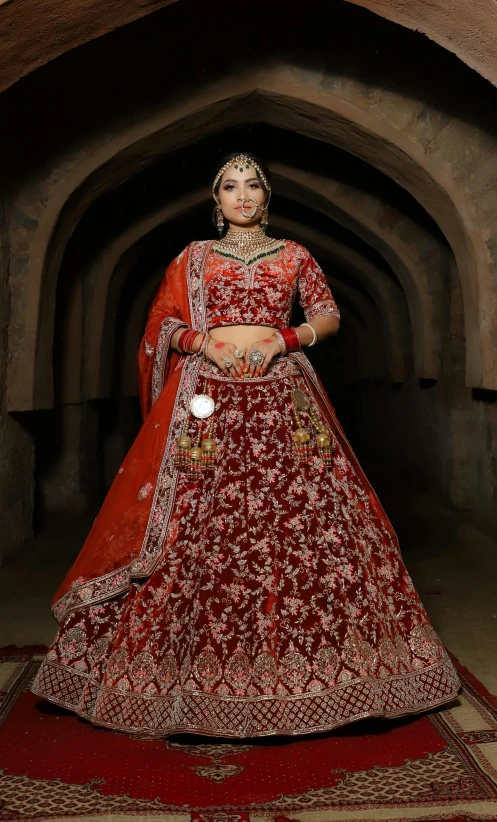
[194,332,206,354]
[280,327,301,352]
[177,328,202,354]
[177,329,191,352]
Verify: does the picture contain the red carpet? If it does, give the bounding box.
[1,647,497,821]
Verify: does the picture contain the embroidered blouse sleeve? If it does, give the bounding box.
[298,249,341,322]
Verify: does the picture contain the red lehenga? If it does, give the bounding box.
[32,240,461,737]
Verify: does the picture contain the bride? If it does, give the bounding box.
[32,152,460,737]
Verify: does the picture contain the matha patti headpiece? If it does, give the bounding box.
[212,154,271,198]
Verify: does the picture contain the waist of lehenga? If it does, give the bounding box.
[198,353,302,382]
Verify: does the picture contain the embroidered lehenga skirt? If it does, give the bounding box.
[32,354,460,737]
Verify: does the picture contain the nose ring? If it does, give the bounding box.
[240,198,258,219]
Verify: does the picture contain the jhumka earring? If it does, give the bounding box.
[261,190,271,232]
[216,204,225,236]
[261,204,269,232]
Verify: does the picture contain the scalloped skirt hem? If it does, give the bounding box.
[32,654,461,739]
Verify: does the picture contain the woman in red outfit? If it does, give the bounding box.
[32,153,461,737]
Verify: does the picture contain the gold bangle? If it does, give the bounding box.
[272,330,287,355]
[201,333,211,361]
[300,322,318,346]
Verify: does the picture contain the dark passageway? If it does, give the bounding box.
[0,0,496,693]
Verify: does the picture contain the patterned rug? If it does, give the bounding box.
[1,647,497,822]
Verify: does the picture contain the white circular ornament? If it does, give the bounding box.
[190,394,215,419]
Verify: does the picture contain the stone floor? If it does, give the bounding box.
[1,487,496,695]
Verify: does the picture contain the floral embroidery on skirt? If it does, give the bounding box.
[32,359,460,737]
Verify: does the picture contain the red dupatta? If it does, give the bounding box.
[51,242,212,622]
[51,240,398,623]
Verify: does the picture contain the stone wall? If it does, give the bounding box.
[1,1,497,93]
[0,205,34,562]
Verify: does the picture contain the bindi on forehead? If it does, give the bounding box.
[234,158,251,172]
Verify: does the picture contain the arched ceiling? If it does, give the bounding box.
[272,167,444,378]
[2,0,497,550]
[1,0,497,94]
[3,0,497,419]
[6,74,490,408]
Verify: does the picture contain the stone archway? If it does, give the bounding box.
[2,0,497,94]
[273,165,448,379]
[3,0,497,556]
[7,70,493,414]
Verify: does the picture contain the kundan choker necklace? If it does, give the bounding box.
[213,228,284,266]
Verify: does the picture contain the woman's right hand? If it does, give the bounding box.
[204,336,245,378]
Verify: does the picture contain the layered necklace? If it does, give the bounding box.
[213,228,285,266]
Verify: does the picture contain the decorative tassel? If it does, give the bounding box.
[201,415,217,468]
[290,382,313,461]
[174,413,193,470]
[189,420,204,475]
[307,406,333,467]
[174,376,218,475]
[289,377,333,466]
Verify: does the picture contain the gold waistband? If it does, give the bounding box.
[198,354,301,383]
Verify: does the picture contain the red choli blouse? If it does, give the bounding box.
[204,240,340,330]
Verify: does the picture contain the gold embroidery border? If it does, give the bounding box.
[32,653,460,739]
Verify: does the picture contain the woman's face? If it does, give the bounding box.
[216,163,267,229]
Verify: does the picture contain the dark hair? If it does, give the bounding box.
[212,152,271,238]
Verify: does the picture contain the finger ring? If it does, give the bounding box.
[248,350,264,368]
[222,357,234,369]
[234,348,244,359]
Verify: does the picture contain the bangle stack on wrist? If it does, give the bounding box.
[177,328,204,354]
[273,327,302,355]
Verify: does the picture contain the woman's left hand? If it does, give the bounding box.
[244,334,282,378]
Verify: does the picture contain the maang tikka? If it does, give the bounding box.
[213,154,271,233]
[212,154,271,195]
